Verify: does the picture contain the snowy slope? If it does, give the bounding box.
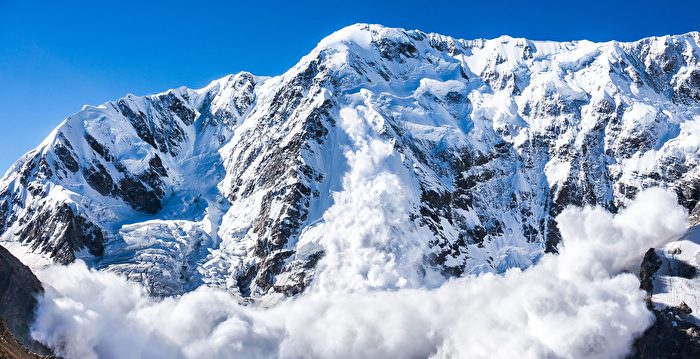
[651,225,700,324]
[1,24,699,298]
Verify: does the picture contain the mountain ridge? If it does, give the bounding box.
[1,23,699,299]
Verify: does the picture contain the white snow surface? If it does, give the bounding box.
[652,225,700,325]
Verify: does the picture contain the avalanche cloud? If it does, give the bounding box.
[30,188,687,359]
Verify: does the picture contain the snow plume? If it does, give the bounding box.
[29,102,689,359]
[308,104,439,293]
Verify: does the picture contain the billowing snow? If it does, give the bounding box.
[30,188,688,359]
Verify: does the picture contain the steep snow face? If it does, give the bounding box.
[0,72,262,295]
[1,24,700,298]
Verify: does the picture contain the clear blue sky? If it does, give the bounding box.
[1,0,698,172]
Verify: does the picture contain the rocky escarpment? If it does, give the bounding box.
[0,24,699,299]
[0,245,50,355]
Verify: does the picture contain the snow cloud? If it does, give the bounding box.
[307,105,440,294]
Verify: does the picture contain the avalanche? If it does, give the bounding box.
[30,188,688,359]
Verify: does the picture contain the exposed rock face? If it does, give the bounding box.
[0,24,699,298]
[0,319,54,359]
[639,248,661,294]
[0,245,48,354]
[630,304,700,359]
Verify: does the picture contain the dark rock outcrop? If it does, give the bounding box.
[0,319,54,359]
[0,245,50,355]
[639,248,661,294]
[629,304,700,358]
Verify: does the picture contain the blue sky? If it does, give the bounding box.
[0,0,698,172]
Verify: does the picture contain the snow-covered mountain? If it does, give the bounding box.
[1,24,699,298]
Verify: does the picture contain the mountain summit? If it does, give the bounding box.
[1,24,699,298]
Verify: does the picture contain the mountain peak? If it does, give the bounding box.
[317,23,389,49]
